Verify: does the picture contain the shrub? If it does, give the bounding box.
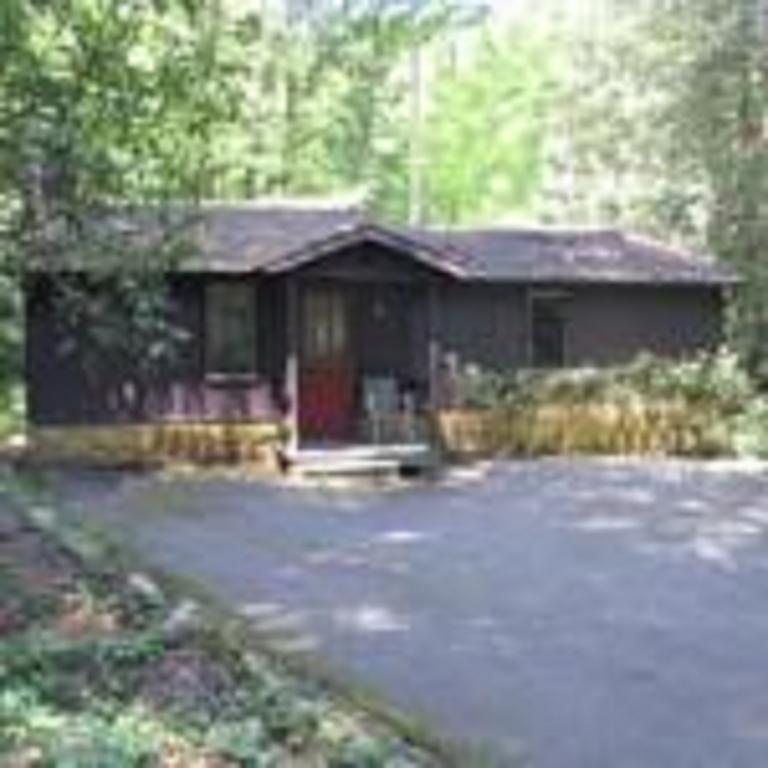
[732,398,768,458]
[331,734,400,768]
[443,349,767,458]
[451,349,754,415]
[205,718,270,765]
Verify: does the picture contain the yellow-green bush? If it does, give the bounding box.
[439,350,752,458]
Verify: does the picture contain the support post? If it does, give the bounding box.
[427,281,441,412]
[285,277,300,453]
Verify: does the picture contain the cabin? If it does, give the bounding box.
[24,203,737,469]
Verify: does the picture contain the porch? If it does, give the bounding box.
[276,239,450,455]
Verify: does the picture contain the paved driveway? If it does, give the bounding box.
[54,460,768,767]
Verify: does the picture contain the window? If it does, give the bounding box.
[530,293,567,368]
[205,282,256,375]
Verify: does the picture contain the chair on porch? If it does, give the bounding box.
[362,376,420,445]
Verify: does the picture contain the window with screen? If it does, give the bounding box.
[204,282,257,375]
[530,293,567,368]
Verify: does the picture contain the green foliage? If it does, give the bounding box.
[0,687,170,767]
[454,350,754,413]
[666,0,768,371]
[0,0,761,402]
[419,24,553,224]
[449,350,768,458]
[535,2,698,234]
[0,0,246,212]
[0,0,251,392]
[53,270,192,388]
[533,0,765,371]
[0,627,418,767]
[331,733,402,768]
[206,717,270,765]
[731,398,768,458]
[0,384,24,439]
[218,1,470,208]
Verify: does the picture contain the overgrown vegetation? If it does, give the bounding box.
[445,350,768,458]
[454,351,751,411]
[0,0,254,406]
[0,473,437,766]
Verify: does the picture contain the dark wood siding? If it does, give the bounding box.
[25,260,726,428]
[295,241,443,283]
[436,284,529,371]
[25,273,285,426]
[435,283,724,375]
[565,285,723,366]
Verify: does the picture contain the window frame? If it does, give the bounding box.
[203,279,258,381]
[527,289,570,369]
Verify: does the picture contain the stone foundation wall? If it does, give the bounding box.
[436,403,729,459]
[28,422,287,469]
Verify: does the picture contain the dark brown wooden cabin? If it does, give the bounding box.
[24,204,737,455]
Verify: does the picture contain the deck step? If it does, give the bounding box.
[296,458,401,477]
[285,443,435,478]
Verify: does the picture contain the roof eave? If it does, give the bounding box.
[457,273,740,287]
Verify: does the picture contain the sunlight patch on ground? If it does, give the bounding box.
[375,530,430,545]
[334,605,410,635]
[689,537,737,570]
[684,519,766,570]
[440,462,495,488]
[575,516,641,533]
[306,548,369,568]
[742,506,768,524]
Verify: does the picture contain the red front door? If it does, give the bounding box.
[299,286,354,441]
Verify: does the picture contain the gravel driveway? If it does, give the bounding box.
[53,459,768,767]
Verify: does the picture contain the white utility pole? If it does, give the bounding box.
[408,0,425,225]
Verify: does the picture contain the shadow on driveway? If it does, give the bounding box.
[51,459,768,768]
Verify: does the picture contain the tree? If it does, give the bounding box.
[533,1,701,237]
[0,0,251,391]
[220,0,466,215]
[417,22,552,224]
[528,0,768,371]
[655,0,768,371]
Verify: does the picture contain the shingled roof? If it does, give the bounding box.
[186,202,364,272]
[30,202,738,285]
[194,204,737,285]
[411,227,738,285]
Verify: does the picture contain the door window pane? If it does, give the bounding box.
[303,289,346,361]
